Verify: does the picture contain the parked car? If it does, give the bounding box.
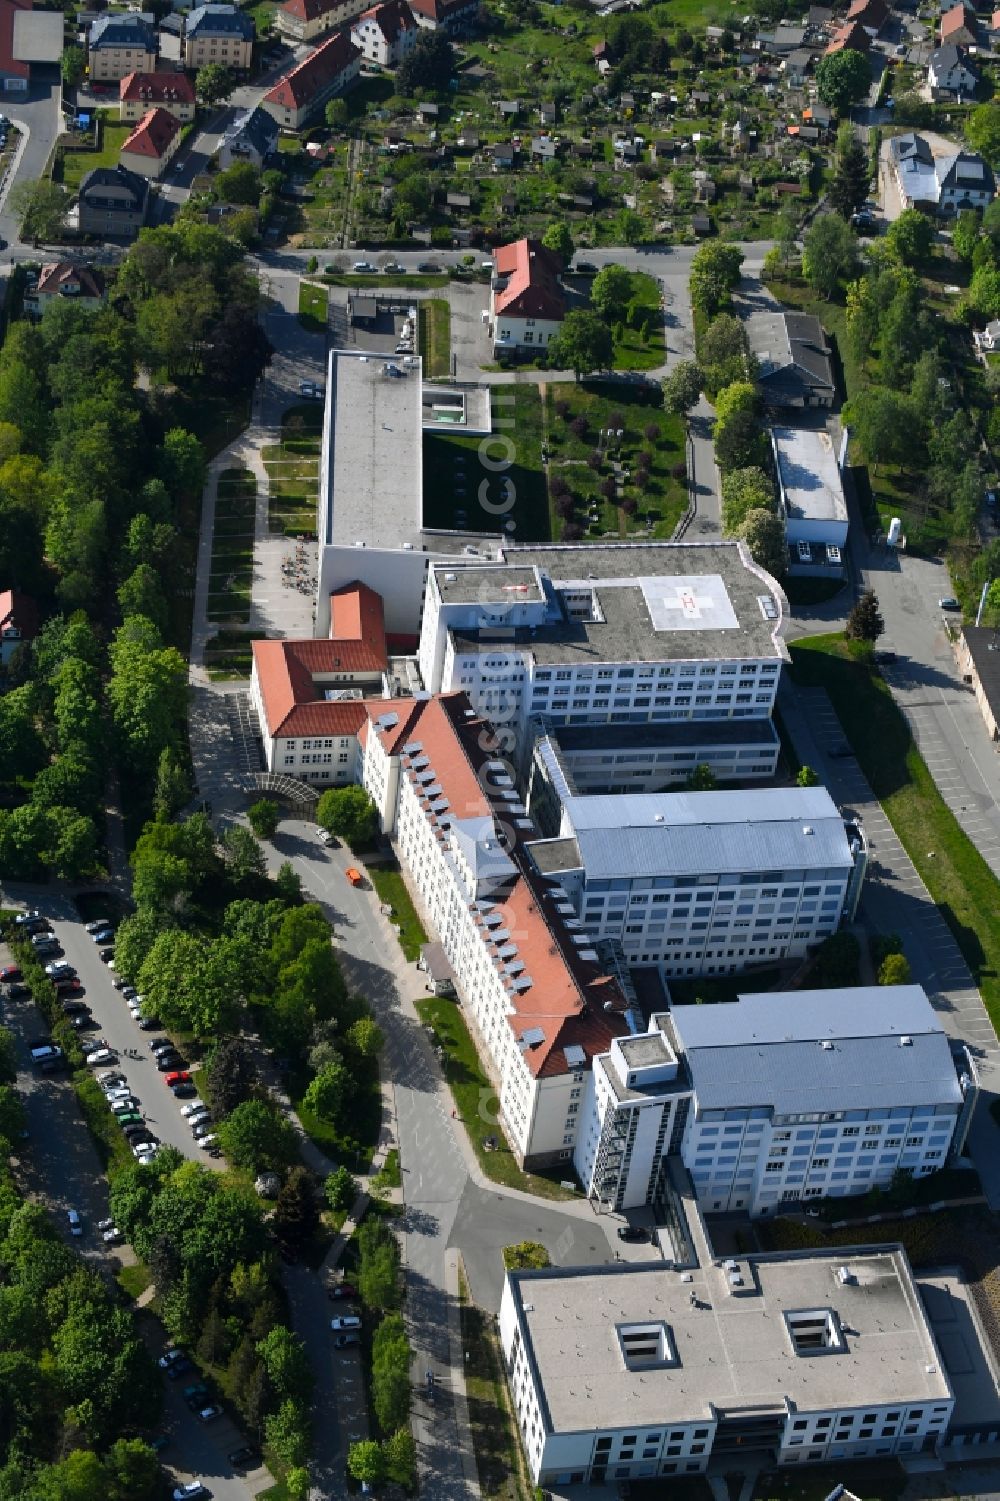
[317,827,336,846]
[299,380,324,399]
[86,1048,117,1067]
[157,1053,187,1072]
[99,947,115,963]
[352,260,375,273]
[329,1282,358,1300]
[181,1101,208,1118]
[21,917,51,935]
[45,961,75,978]
[197,1405,223,1424]
[192,1120,215,1139]
[228,1446,262,1471]
[15,909,42,926]
[31,938,60,955]
[938,596,960,611]
[182,1381,209,1407]
[164,1356,194,1380]
[330,1316,362,1332]
[53,976,81,993]
[575,259,597,272]
[333,1333,360,1349]
[417,260,440,272]
[149,1038,174,1054]
[345,867,364,888]
[84,919,111,934]
[98,1072,127,1089]
[171,1082,197,1098]
[198,1133,219,1151]
[101,1224,123,1244]
[67,1209,83,1237]
[172,1484,207,1501]
[164,1070,192,1087]
[90,927,115,943]
[3,981,30,999]
[617,1225,648,1243]
[0,965,21,982]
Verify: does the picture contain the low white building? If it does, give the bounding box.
[771,425,848,573]
[501,1245,956,1488]
[574,988,977,1217]
[526,787,867,977]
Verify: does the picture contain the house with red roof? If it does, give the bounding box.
[940,0,977,44]
[844,0,888,36]
[408,0,479,32]
[262,30,361,129]
[350,0,417,67]
[118,106,182,179]
[119,70,195,125]
[0,0,30,93]
[823,18,871,53]
[0,589,36,666]
[23,261,104,317]
[275,0,364,44]
[489,237,566,356]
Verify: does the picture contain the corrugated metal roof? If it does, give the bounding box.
[563,788,850,878]
[671,986,962,1115]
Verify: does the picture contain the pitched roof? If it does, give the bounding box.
[493,237,565,321]
[408,0,474,19]
[89,12,155,48]
[329,580,387,666]
[0,588,37,639]
[824,18,870,51]
[120,70,196,105]
[252,641,375,737]
[221,104,278,157]
[0,0,31,82]
[121,107,180,161]
[186,2,254,37]
[278,0,342,22]
[368,692,630,1079]
[845,0,887,27]
[746,309,835,402]
[34,261,104,298]
[929,41,977,75]
[354,0,416,41]
[264,29,360,110]
[79,163,149,205]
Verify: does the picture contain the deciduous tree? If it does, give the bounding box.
[547,310,614,381]
[802,213,858,297]
[815,49,870,113]
[661,360,703,415]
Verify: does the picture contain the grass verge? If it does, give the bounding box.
[609,271,664,372]
[72,1072,135,1178]
[117,1261,153,1300]
[415,993,576,1201]
[262,412,321,537]
[298,280,328,331]
[418,297,451,379]
[368,865,427,962]
[791,634,1000,1025]
[208,466,255,625]
[290,1056,381,1173]
[458,1268,532,1501]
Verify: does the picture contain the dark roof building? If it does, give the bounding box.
[959,626,1000,741]
[185,3,254,38]
[747,309,836,408]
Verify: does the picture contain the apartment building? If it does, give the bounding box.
[183,3,254,69]
[119,106,182,180]
[489,237,566,354]
[525,787,866,976]
[501,1247,956,1488]
[262,30,361,130]
[574,989,976,1217]
[276,0,363,43]
[350,0,418,66]
[358,692,633,1168]
[418,541,789,755]
[119,70,196,124]
[88,14,157,81]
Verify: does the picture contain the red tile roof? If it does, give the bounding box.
[824,19,870,52]
[264,29,360,110]
[845,0,887,26]
[0,0,31,85]
[329,580,387,667]
[0,588,37,640]
[121,107,181,161]
[120,70,195,105]
[493,237,565,322]
[354,0,416,41]
[279,0,340,18]
[941,0,976,37]
[34,261,104,299]
[407,0,473,20]
[370,692,629,1079]
[252,637,382,738]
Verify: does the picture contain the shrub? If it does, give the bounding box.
[600,476,617,500]
[671,461,687,480]
[622,497,637,516]
[610,409,625,429]
[562,521,584,540]
[587,449,602,470]
[555,493,575,520]
[549,472,569,497]
[555,399,571,420]
[637,450,653,470]
[644,422,659,442]
[570,415,589,439]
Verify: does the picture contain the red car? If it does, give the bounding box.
[0,965,20,982]
[329,1282,357,1300]
[164,1070,191,1087]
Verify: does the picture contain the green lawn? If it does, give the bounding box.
[419,297,451,379]
[60,118,133,191]
[368,865,427,962]
[415,993,577,1201]
[117,1262,152,1300]
[610,271,665,372]
[791,634,1000,1026]
[261,413,320,536]
[291,1057,381,1173]
[459,1272,533,1501]
[298,279,328,331]
[422,385,549,541]
[208,467,255,624]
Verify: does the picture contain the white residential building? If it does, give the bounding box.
[771,426,848,575]
[574,988,977,1217]
[888,132,996,216]
[418,541,790,756]
[350,0,417,65]
[501,1244,956,1488]
[525,787,867,976]
[489,238,566,354]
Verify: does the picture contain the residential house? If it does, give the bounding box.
[445,189,471,209]
[0,589,37,666]
[824,18,870,52]
[747,309,836,407]
[783,46,812,84]
[889,131,996,215]
[807,3,833,25]
[183,4,254,69]
[0,0,32,93]
[24,261,104,317]
[489,140,516,168]
[218,105,278,167]
[803,101,834,129]
[87,14,157,81]
[276,0,364,42]
[350,0,417,66]
[530,134,558,160]
[417,99,437,120]
[974,318,1000,352]
[408,0,478,30]
[845,0,887,35]
[489,236,565,354]
[497,97,520,117]
[692,211,712,235]
[455,127,478,149]
[959,625,1000,741]
[538,99,556,126]
[262,30,361,128]
[77,164,149,238]
[928,43,978,97]
[118,105,182,179]
[758,22,806,53]
[119,70,195,123]
[940,0,977,44]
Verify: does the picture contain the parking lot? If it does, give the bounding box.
[346,295,420,357]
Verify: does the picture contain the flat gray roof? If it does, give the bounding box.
[437,564,542,604]
[545,719,780,753]
[445,542,789,666]
[553,787,852,879]
[668,986,963,1117]
[510,1249,952,1432]
[323,350,424,551]
[772,426,848,526]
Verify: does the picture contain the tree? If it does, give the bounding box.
[153,747,191,821]
[264,1399,310,1470]
[117,564,167,634]
[217,1099,297,1173]
[195,63,234,107]
[215,162,262,206]
[844,387,919,471]
[302,1057,353,1128]
[796,765,820,787]
[845,589,885,642]
[714,409,765,471]
[257,1325,313,1404]
[590,263,634,322]
[735,507,786,577]
[272,1167,320,1252]
[699,313,751,389]
[346,1016,384,1061]
[547,310,614,382]
[223,824,267,883]
[0,1085,25,1143]
[248,799,280,839]
[878,951,912,985]
[325,98,349,129]
[158,428,205,502]
[395,29,454,92]
[382,1428,417,1488]
[0,1030,16,1086]
[689,241,744,317]
[315,785,378,848]
[953,209,981,262]
[714,380,758,425]
[60,45,85,87]
[968,261,1000,320]
[357,1220,401,1310]
[541,222,574,263]
[206,1036,258,1117]
[348,1441,386,1486]
[662,360,703,415]
[829,138,870,219]
[324,1166,358,1213]
[808,930,861,987]
[275,861,303,904]
[966,101,1000,168]
[721,466,774,532]
[8,179,68,243]
[372,1312,412,1431]
[885,207,934,266]
[802,213,858,297]
[684,763,717,791]
[815,49,871,113]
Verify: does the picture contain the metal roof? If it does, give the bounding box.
[560,788,851,879]
[670,985,963,1115]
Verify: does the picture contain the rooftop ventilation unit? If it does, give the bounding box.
[899,1035,913,1047]
[836,1265,854,1285]
[820,1040,833,1050]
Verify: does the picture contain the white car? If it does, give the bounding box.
[131,1139,157,1157]
[67,1210,83,1237]
[173,1484,207,1501]
[180,1101,208,1118]
[87,1049,117,1067]
[105,1087,132,1102]
[198,1133,219,1151]
[84,919,111,934]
